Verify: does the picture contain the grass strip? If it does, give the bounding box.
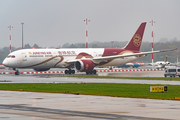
[0,83,180,100]
[65,75,180,81]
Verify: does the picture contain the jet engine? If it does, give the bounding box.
[75,60,95,72]
[33,68,50,71]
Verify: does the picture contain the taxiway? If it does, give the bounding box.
[1,90,180,120]
[0,68,180,120]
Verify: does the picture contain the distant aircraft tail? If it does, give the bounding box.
[124,22,146,51]
[164,55,168,63]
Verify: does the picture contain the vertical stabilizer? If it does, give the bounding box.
[124,22,146,51]
[164,55,168,63]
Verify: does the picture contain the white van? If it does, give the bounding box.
[164,68,180,77]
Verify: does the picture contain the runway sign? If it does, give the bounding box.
[174,97,180,100]
[150,86,168,92]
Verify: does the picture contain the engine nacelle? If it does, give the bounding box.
[75,60,95,72]
[33,68,50,71]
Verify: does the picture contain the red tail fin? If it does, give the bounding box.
[124,22,146,51]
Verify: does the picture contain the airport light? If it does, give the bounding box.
[177,49,179,65]
[21,23,24,49]
[8,25,13,53]
[149,20,155,68]
[111,41,114,48]
[84,18,90,48]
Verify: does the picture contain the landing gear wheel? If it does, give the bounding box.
[93,70,97,74]
[68,70,72,74]
[71,70,75,74]
[86,70,96,75]
[65,70,68,74]
[65,69,75,74]
[15,71,20,75]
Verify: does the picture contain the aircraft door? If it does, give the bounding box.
[22,53,27,61]
[93,52,97,57]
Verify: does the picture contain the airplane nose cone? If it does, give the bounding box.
[3,59,9,67]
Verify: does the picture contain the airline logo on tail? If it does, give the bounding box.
[124,22,146,51]
[133,34,141,47]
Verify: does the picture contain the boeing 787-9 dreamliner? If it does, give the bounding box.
[3,22,176,75]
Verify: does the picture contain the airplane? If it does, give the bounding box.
[2,22,176,75]
[148,55,170,68]
[118,62,140,68]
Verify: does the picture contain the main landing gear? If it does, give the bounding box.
[64,69,97,75]
[86,70,96,75]
[65,69,75,74]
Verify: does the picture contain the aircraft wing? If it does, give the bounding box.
[66,59,78,64]
[66,48,176,64]
[92,48,177,63]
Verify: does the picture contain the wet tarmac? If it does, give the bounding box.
[0,73,180,85]
[1,68,180,119]
[1,90,180,120]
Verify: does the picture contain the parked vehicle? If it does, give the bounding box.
[164,68,180,77]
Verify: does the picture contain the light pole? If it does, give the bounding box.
[84,18,90,48]
[21,23,24,49]
[8,25,13,53]
[177,49,179,65]
[150,20,155,68]
[111,41,114,48]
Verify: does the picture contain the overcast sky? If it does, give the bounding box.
[0,0,180,48]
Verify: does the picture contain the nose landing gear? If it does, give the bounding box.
[13,68,20,75]
[15,70,20,75]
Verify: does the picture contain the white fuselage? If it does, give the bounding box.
[3,48,143,69]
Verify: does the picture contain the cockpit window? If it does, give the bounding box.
[6,55,15,58]
[11,55,15,58]
[7,55,11,58]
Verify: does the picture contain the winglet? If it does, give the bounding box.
[124,22,146,51]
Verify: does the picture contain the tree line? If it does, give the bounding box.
[0,38,179,63]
